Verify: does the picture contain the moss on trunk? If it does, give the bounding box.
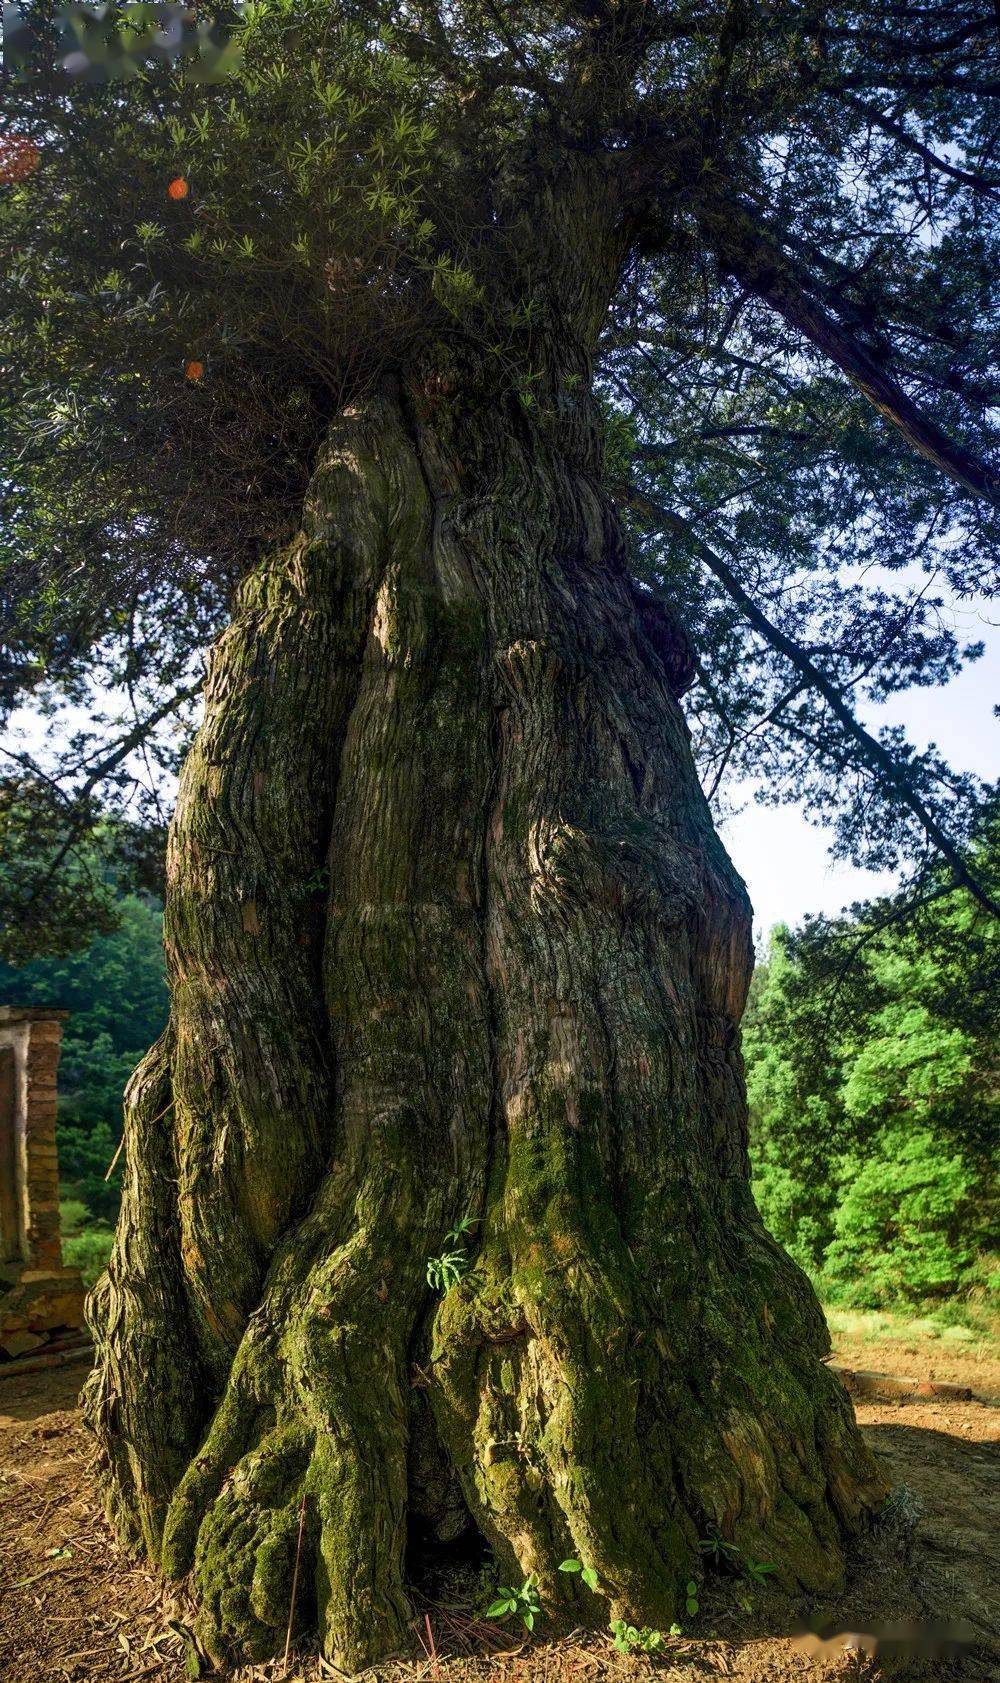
[85,355,887,1670]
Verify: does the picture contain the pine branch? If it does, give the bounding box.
[619,486,1000,919]
[700,197,1000,507]
[830,73,1000,96]
[12,677,203,908]
[832,90,1000,199]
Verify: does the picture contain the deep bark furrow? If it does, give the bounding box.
[84,1032,201,1554]
[163,401,418,1373]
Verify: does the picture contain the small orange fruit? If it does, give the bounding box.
[167,176,189,201]
[184,360,204,382]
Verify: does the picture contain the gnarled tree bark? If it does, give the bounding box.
[84,162,887,1670]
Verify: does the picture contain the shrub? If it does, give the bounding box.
[63,1226,114,1290]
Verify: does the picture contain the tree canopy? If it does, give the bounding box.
[2,0,999,948]
[745,834,999,1303]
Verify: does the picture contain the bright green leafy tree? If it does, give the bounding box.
[747,855,999,1305]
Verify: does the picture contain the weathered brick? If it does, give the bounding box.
[0,1009,84,1345]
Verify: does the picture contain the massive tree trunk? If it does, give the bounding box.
[84,169,887,1667]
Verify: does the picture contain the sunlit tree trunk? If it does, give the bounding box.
[85,165,887,1669]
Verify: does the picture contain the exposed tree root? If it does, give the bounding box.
[160,1169,424,1669]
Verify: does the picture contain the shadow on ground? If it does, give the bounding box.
[0,1360,996,1683]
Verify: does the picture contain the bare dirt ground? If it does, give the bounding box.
[1,1328,997,1683]
[824,1310,1000,1403]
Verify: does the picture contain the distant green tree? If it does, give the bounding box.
[746,863,1000,1306]
[0,894,168,1218]
[744,932,847,1274]
[826,1128,982,1303]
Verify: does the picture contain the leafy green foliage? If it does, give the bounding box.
[0,782,120,962]
[698,1533,775,1590]
[825,1128,982,1303]
[558,1558,599,1592]
[746,857,999,1306]
[484,1557,599,1635]
[60,1198,114,1288]
[698,1533,741,1568]
[426,1215,478,1293]
[486,1574,541,1632]
[425,1247,470,1294]
[2,4,455,585]
[610,1621,664,1654]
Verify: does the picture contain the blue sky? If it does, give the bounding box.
[722,606,998,939]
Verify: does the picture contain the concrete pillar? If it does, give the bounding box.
[0,1007,85,1359]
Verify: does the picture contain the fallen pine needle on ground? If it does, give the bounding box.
[1,1322,997,1683]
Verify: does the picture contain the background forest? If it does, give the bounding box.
[0,886,166,1281]
[2,851,995,1319]
[746,862,998,1314]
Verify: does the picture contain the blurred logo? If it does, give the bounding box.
[2,4,246,84]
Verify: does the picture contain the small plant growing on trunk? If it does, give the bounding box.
[558,1557,599,1592]
[698,1531,741,1568]
[699,1533,775,1588]
[426,1216,478,1294]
